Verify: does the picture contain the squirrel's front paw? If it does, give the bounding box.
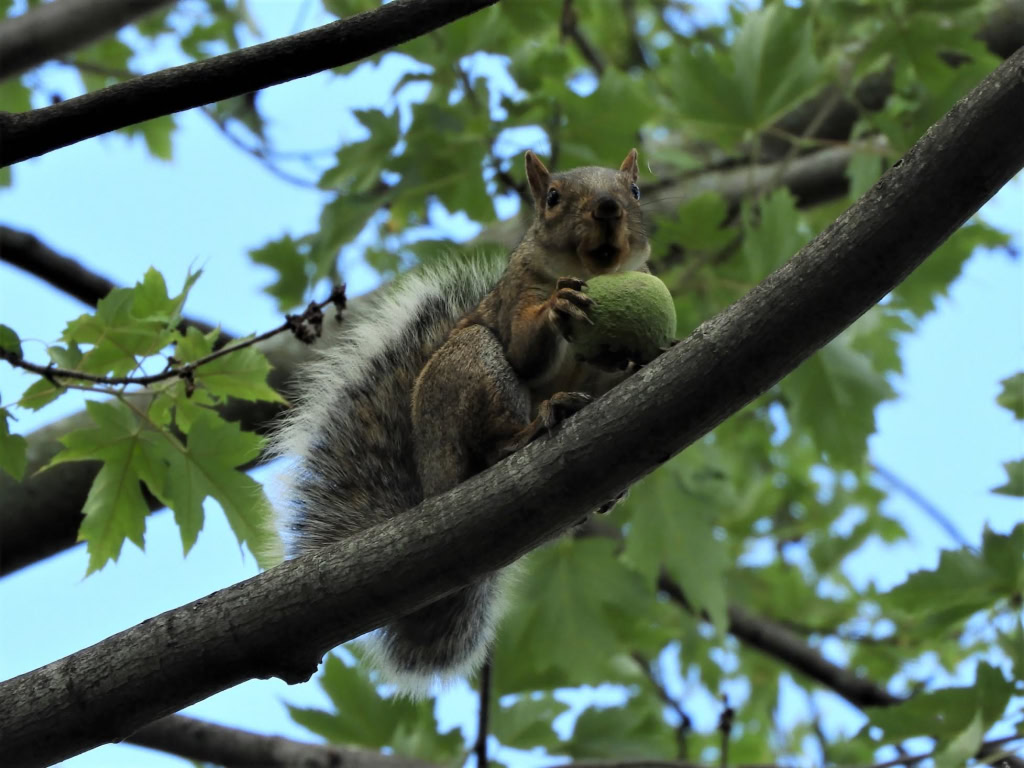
[538,391,593,431]
[547,277,593,341]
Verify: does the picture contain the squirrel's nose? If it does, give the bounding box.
[593,196,622,220]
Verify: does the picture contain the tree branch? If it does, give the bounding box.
[2,45,1022,767]
[0,0,500,168]
[125,713,437,768]
[0,225,120,306]
[0,287,344,386]
[656,575,900,708]
[0,0,172,81]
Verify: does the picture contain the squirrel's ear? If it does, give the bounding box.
[525,150,551,205]
[619,148,639,182]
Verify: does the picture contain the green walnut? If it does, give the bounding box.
[570,272,677,366]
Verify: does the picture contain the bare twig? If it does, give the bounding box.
[871,462,972,548]
[200,105,324,190]
[474,657,493,768]
[717,696,734,768]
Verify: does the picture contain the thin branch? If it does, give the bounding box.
[2,47,1022,766]
[717,697,734,768]
[0,0,501,167]
[631,652,691,757]
[199,105,325,190]
[560,0,606,75]
[126,713,437,768]
[621,0,650,69]
[654,572,900,708]
[0,0,172,80]
[870,461,972,548]
[0,287,345,388]
[474,657,492,768]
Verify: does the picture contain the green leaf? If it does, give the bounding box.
[557,69,653,170]
[781,335,895,467]
[493,538,655,692]
[47,401,149,572]
[319,109,400,195]
[934,710,984,768]
[980,523,1024,594]
[867,664,1011,749]
[183,413,275,566]
[64,292,169,377]
[996,372,1024,420]
[491,693,569,751]
[740,188,810,278]
[290,653,463,760]
[250,234,310,310]
[193,344,285,404]
[653,193,737,255]
[622,459,730,633]
[992,460,1024,497]
[0,409,28,480]
[668,5,822,147]
[0,324,22,356]
[565,694,676,758]
[0,77,31,112]
[19,377,65,411]
[884,535,1020,633]
[846,150,886,201]
[892,221,1008,318]
[125,115,176,161]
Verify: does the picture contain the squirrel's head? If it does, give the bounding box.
[524,149,650,277]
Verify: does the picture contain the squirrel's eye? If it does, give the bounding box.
[546,188,560,207]
[630,183,640,201]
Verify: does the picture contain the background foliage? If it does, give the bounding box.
[0,0,1021,765]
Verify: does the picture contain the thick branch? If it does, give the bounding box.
[725,603,899,708]
[0,0,500,167]
[0,0,172,81]
[2,46,1022,767]
[126,713,437,768]
[0,225,117,305]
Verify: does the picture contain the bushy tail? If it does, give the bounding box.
[268,252,507,693]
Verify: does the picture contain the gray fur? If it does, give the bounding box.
[267,254,506,694]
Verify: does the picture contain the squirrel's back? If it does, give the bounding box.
[269,254,506,557]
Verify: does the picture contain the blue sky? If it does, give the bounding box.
[0,2,1021,765]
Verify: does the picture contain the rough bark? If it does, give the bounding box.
[2,46,1022,768]
[0,0,500,167]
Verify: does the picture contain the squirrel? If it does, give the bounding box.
[269,148,651,696]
